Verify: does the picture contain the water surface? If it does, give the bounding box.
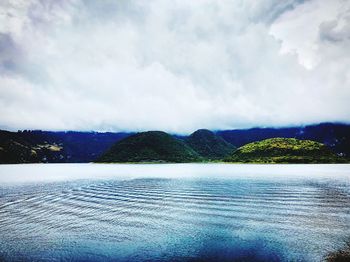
[0,164,349,261]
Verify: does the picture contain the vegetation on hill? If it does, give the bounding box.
[217,123,350,157]
[0,130,130,163]
[0,130,64,164]
[96,131,201,163]
[186,129,235,159]
[1,123,350,164]
[224,138,346,163]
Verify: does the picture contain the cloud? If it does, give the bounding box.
[0,0,349,134]
[319,17,350,43]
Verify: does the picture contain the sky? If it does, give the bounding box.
[0,0,349,134]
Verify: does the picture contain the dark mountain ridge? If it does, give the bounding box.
[1,122,349,163]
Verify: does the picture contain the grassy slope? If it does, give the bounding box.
[0,130,131,163]
[97,131,201,163]
[225,138,346,163]
[0,130,56,163]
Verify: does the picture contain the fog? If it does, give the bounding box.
[1,163,350,184]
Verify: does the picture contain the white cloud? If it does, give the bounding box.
[0,0,349,134]
[269,0,349,69]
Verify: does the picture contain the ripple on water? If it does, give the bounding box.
[0,177,349,262]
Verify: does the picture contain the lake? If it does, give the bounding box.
[0,164,349,261]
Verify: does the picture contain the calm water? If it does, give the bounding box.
[0,164,349,261]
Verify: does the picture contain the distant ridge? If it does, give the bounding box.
[96,131,201,163]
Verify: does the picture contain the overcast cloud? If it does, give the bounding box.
[0,0,349,134]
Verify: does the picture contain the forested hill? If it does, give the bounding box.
[225,138,344,163]
[186,129,235,159]
[216,123,350,157]
[97,131,201,163]
[0,123,349,163]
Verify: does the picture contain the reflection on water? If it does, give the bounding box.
[0,164,349,261]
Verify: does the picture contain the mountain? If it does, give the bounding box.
[1,122,349,164]
[186,129,235,159]
[96,131,201,163]
[0,130,131,163]
[0,130,42,164]
[224,138,346,163]
[217,123,350,157]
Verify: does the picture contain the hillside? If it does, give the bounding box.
[186,129,235,159]
[217,123,350,157]
[97,131,201,163]
[225,138,345,163]
[1,123,349,164]
[0,130,130,163]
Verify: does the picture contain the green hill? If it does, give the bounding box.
[96,131,201,163]
[224,138,345,163]
[186,129,235,159]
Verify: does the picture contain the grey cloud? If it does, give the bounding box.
[319,17,350,42]
[0,0,349,133]
[81,0,147,22]
[247,0,308,24]
[0,33,49,83]
[0,33,22,74]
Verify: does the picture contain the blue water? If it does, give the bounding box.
[0,164,349,261]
